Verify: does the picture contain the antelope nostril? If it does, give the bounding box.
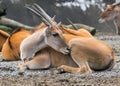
[66,47,70,51]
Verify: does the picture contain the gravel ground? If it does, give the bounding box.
[0,34,120,86]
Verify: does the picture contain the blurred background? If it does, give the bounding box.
[0,0,118,33]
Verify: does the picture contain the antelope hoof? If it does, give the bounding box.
[57,65,66,73]
[18,64,27,75]
[60,48,70,55]
[22,57,32,63]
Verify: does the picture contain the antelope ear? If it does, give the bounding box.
[47,26,52,32]
[107,5,112,8]
[51,15,56,21]
[113,2,120,7]
[101,8,105,12]
[117,2,120,6]
[56,22,61,27]
[55,22,63,34]
[112,2,120,8]
[107,4,116,9]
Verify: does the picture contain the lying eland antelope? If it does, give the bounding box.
[19,4,116,74]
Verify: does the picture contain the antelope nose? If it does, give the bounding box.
[65,47,70,54]
[66,47,70,51]
[60,47,70,54]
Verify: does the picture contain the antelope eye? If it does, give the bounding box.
[52,32,59,36]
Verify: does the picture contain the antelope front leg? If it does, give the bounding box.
[18,53,51,73]
[18,62,28,74]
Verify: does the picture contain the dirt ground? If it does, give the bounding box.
[0,33,120,86]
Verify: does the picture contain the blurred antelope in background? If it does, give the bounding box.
[19,4,116,74]
[99,2,120,35]
[1,28,31,61]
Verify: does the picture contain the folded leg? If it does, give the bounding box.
[58,61,92,74]
[18,52,51,73]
